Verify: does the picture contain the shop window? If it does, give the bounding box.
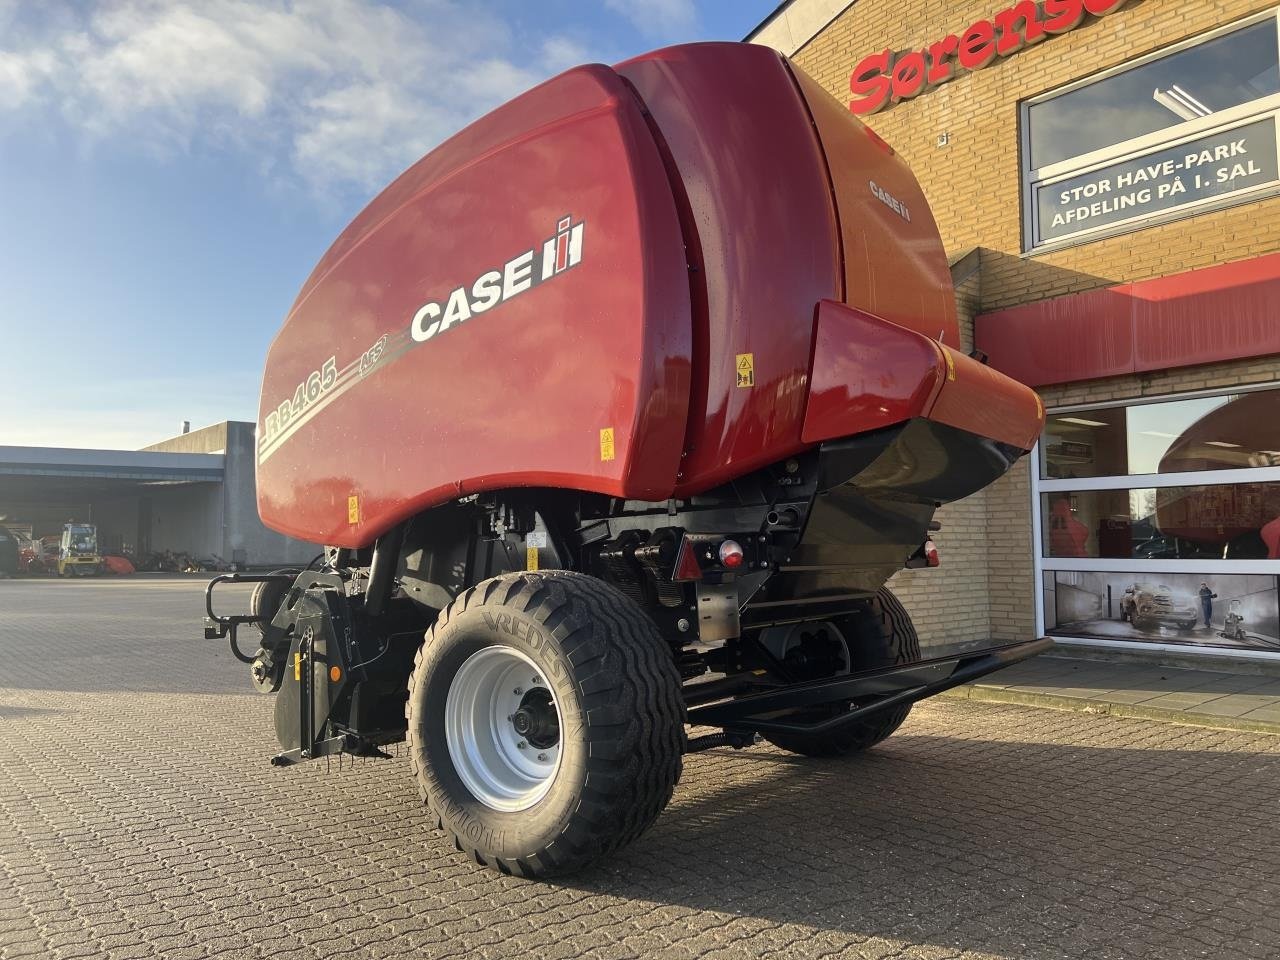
[1041,386,1280,479]
[1034,384,1280,656]
[1042,483,1280,560]
[1022,12,1280,250]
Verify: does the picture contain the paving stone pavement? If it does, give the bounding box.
[2,576,1279,960]
[946,655,1280,735]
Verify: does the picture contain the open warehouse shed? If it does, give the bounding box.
[0,421,315,568]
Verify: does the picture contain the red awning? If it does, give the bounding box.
[974,252,1280,387]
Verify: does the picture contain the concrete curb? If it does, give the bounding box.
[939,685,1280,737]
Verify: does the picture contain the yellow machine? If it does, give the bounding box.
[57,523,102,577]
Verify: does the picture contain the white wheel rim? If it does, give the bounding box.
[444,646,563,812]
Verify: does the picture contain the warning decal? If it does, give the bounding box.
[347,495,360,524]
[600,427,615,462]
[735,353,755,388]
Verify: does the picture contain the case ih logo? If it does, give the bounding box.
[411,215,585,343]
[258,216,586,466]
[849,0,1130,115]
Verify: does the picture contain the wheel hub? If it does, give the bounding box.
[444,646,563,812]
[511,688,559,749]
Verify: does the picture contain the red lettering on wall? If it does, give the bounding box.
[994,1,1047,54]
[849,48,894,114]
[1085,0,1130,13]
[1042,0,1088,33]
[891,50,928,99]
[926,35,960,84]
[957,20,998,71]
[847,0,1130,114]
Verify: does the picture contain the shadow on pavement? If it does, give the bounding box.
[554,728,1280,958]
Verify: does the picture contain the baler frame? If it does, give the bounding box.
[205,417,1050,767]
[206,569,1049,763]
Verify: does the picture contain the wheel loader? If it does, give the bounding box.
[57,522,102,577]
[205,42,1049,877]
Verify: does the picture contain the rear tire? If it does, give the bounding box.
[764,588,920,757]
[406,571,684,877]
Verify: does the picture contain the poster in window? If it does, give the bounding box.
[1045,570,1280,650]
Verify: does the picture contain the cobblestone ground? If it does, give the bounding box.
[2,577,1279,960]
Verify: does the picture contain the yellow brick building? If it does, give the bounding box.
[751,0,1280,663]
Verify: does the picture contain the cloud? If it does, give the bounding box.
[0,0,588,193]
[603,0,696,39]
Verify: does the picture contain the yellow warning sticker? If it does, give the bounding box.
[526,546,539,571]
[735,353,755,388]
[294,651,302,681]
[347,495,360,524]
[600,427,615,462]
[942,349,956,382]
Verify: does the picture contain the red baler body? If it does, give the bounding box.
[257,43,1042,548]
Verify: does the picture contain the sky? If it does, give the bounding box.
[0,0,777,449]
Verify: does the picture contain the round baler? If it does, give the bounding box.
[204,41,1048,877]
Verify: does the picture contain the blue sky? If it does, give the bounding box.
[0,0,776,449]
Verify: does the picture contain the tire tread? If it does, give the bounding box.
[764,587,920,757]
[405,570,683,877]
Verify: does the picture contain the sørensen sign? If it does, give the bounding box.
[849,0,1131,115]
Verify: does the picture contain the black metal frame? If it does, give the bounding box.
[686,637,1052,736]
[207,575,1051,747]
[202,424,1048,766]
[203,572,296,663]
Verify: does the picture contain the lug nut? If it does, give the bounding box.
[532,676,541,685]
[677,618,690,632]
[513,687,523,695]
[507,714,513,722]
[537,753,547,762]
[517,740,527,749]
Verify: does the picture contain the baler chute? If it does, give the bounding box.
[204,41,1048,877]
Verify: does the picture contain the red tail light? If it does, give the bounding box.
[924,539,940,567]
[718,539,745,569]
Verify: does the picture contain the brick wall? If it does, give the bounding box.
[793,0,1280,309]
[788,0,1280,647]
[887,266,994,651]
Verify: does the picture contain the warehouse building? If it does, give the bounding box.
[0,421,315,569]
[751,0,1280,662]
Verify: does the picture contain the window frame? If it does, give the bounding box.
[1020,8,1280,254]
[1031,381,1280,659]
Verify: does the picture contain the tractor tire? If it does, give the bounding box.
[764,587,921,758]
[249,568,301,636]
[406,571,684,877]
